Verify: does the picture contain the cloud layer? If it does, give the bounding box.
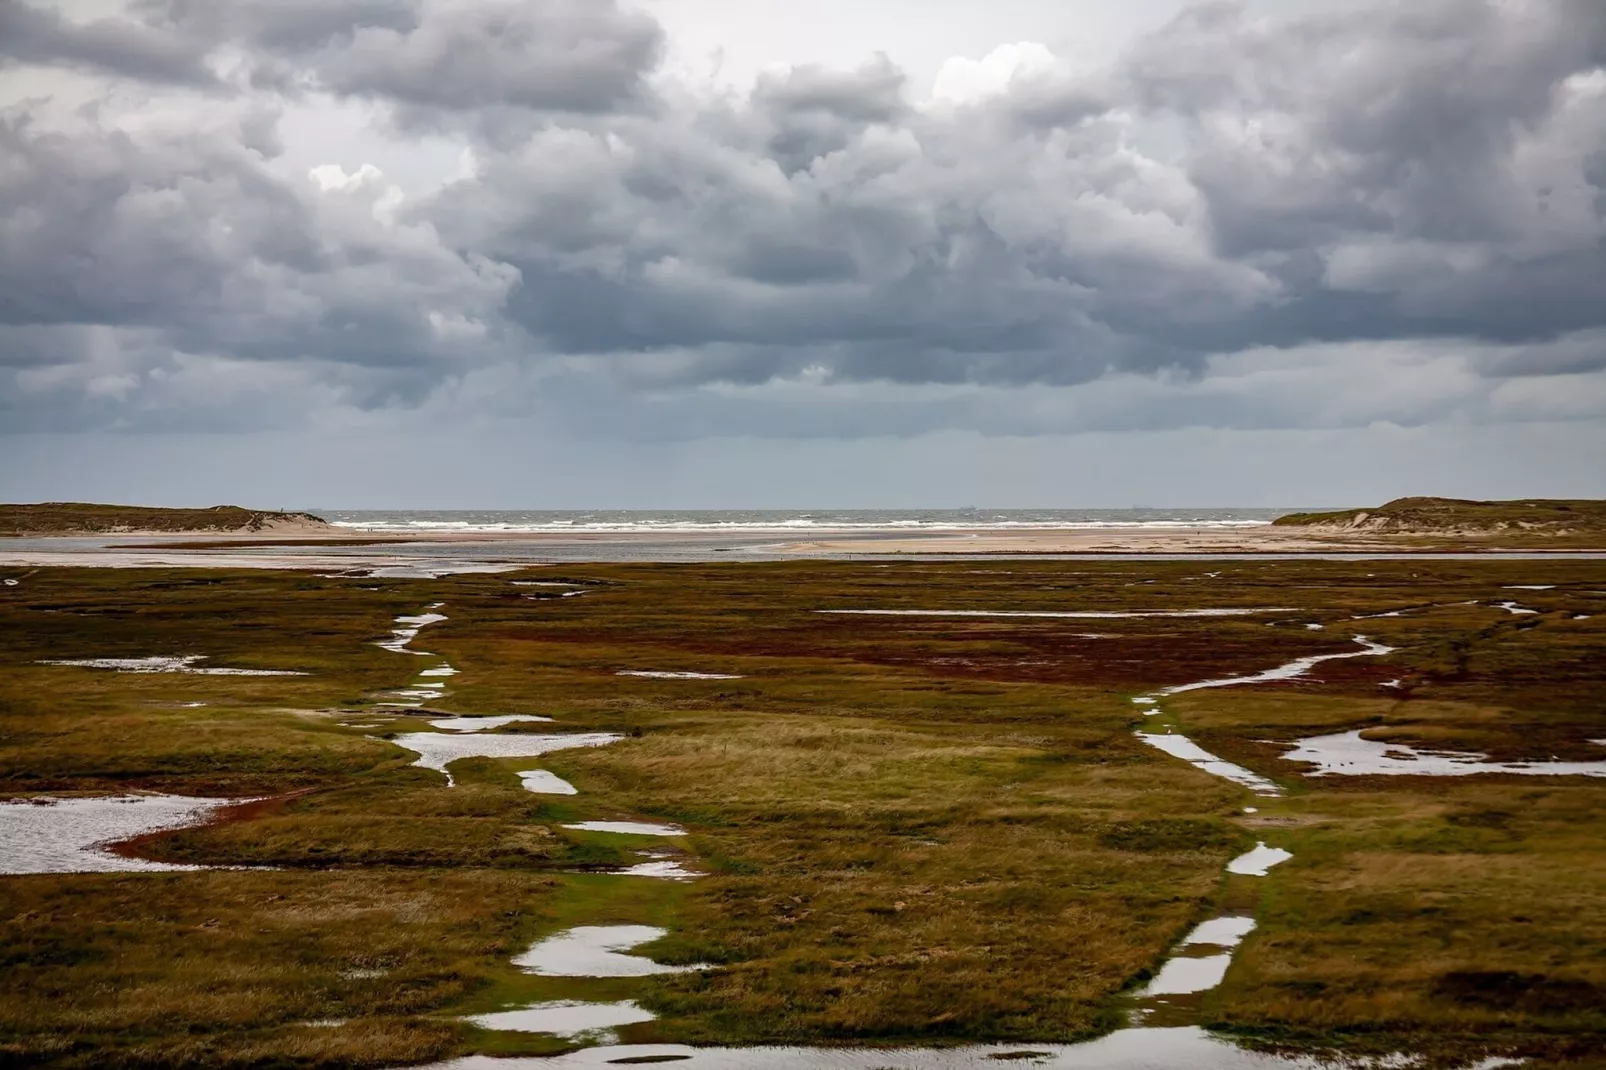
[2,0,1604,444]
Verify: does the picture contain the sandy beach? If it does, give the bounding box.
[3,522,1599,570]
[772,525,1402,555]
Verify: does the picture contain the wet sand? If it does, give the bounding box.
[783,526,1417,555]
[4,526,1604,569]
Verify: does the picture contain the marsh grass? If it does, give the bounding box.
[1,557,1603,1065]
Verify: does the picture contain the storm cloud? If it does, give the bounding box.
[1,0,1604,450]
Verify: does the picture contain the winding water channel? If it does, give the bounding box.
[7,588,1588,1066]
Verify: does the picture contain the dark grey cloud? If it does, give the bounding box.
[1,0,1604,442]
[310,0,663,119]
[0,0,216,85]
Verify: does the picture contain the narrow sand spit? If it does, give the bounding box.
[39,655,308,676]
[1281,731,1606,779]
[0,794,240,874]
[513,925,707,977]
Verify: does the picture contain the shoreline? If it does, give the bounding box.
[74,525,1606,555]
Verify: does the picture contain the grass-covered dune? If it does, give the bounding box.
[2,559,1604,1067]
[1275,497,1606,540]
[0,502,330,536]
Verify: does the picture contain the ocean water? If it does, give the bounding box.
[318,508,1306,534]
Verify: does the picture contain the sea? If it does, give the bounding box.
[317,508,1307,534]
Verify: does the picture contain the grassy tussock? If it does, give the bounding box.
[1,558,1603,1064]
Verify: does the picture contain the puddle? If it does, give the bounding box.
[1154,636,1394,697]
[425,715,555,733]
[383,732,622,786]
[819,608,1296,619]
[1281,730,1606,779]
[1135,915,1260,998]
[519,769,579,794]
[38,655,308,676]
[466,999,656,1040]
[1179,916,1257,948]
[1492,602,1538,616]
[512,581,585,587]
[407,1024,1496,1068]
[1138,952,1234,997]
[0,794,240,873]
[1226,843,1293,876]
[618,858,701,880]
[563,820,686,836]
[1503,585,1555,590]
[1134,733,1282,796]
[513,925,706,977]
[616,671,745,680]
[419,666,460,677]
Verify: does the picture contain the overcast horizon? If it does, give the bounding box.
[3,0,1605,509]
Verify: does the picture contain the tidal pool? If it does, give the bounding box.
[1134,732,1282,796]
[1281,730,1606,779]
[513,925,707,977]
[0,794,240,874]
[518,769,578,794]
[383,731,623,786]
[1139,952,1235,997]
[465,1000,655,1040]
[413,1024,1508,1069]
[425,715,555,733]
[618,857,700,880]
[1179,916,1258,948]
[1226,843,1293,876]
[563,820,686,836]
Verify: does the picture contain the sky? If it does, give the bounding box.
[1,0,1604,509]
